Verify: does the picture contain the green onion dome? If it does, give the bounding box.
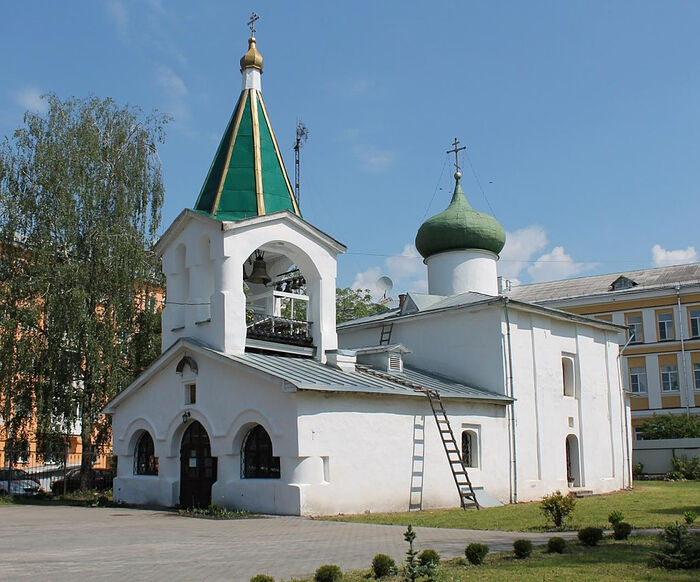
[415,172,506,259]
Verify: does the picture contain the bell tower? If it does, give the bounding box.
[158,17,345,361]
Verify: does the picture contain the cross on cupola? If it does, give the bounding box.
[446,137,466,177]
[247,11,259,36]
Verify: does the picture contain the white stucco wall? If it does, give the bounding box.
[425,249,499,296]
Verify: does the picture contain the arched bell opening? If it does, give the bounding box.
[243,242,314,349]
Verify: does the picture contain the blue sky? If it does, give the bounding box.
[2,1,698,298]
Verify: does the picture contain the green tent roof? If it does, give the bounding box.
[194,89,301,221]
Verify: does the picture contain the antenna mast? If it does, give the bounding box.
[294,119,309,206]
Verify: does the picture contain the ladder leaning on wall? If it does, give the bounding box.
[356,365,480,510]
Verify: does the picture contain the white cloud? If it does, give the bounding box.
[155,64,190,123]
[652,244,698,267]
[353,145,395,172]
[106,0,129,42]
[13,87,47,113]
[352,243,427,304]
[527,246,597,283]
[156,65,187,97]
[498,225,548,280]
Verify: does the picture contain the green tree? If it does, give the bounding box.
[0,94,167,483]
[639,414,700,439]
[336,287,389,324]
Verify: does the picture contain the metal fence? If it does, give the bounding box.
[0,446,113,496]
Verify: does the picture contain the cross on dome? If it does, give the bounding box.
[247,12,259,36]
[446,137,466,178]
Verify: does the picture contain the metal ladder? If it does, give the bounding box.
[356,365,479,510]
[379,322,393,345]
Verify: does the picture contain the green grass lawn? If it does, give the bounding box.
[288,536,698,581]
[321,481,700,531]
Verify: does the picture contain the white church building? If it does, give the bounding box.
[104,27,633,515]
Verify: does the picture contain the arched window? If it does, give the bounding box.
[461,431,478,468]
[134,432,158,475]
[242,425,280,479]
[562,356,576,397]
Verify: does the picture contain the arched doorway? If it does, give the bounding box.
[180,421,217,508]
[565,434,581,488]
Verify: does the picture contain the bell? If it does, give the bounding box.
[247,251,271,286]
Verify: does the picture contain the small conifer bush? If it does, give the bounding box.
[613,522,632,540]
[578,527,604,546]
[371,554,395,578]
[314,564,342,582]
[417,549,440,567]
[464,543,489,565]
[513,539,533,559]
[684,510,697,525]
[250,576,274,582]
[547,536,566,553]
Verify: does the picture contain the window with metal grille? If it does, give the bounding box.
[134,432,158,475]
[242,425,280,479]
[461,431,477,468]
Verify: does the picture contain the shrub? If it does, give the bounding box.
[540,490,576,528]
[513,539,533,559]
[608,510,624,527]
[314,564,342,582]
[649,522,700,570]
[578,527,604,547]
[250,576,274,582]
[633,462,644,477]
[464,543,489,565]
[670,455,700,480]
[639,414,700,439]
[417,549,440,567]
[683,510,697,525]
[547,537,566,554]
[371,554,396,578]
[403,525,420,581]
[613,522,632,540]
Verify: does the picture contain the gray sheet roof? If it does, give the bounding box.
[223,350,510,402]
[507,263,700,304]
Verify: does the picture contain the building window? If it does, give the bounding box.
[461,431,478,468]
[694,363,700,390]
[185,383,196,405]
[633,426,645,441]
[690,309,700,338]
[657,312,675,341]
[562,356,575,397]
[242,425,280,479]
[629,367,648,394]
[660,365,679,392]
[625,314,644,344]
[134,432,158,475]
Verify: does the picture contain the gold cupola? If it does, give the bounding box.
[240,36,264,71]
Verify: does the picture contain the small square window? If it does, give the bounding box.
[185,383,196,405]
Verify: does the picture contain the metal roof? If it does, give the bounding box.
[221,350,510,402]
[507,263,700,304]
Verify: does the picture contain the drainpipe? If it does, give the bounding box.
[503,298,518,503]
[675,284,691,415]
[617,332,634,489]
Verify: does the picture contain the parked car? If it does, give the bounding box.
[51,467,114,494]
[0,469,42,496]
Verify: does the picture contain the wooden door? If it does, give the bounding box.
[179,421,217,508]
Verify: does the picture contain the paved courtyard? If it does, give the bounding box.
[0,505,574,581]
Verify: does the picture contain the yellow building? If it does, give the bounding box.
[507,263,700,443]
